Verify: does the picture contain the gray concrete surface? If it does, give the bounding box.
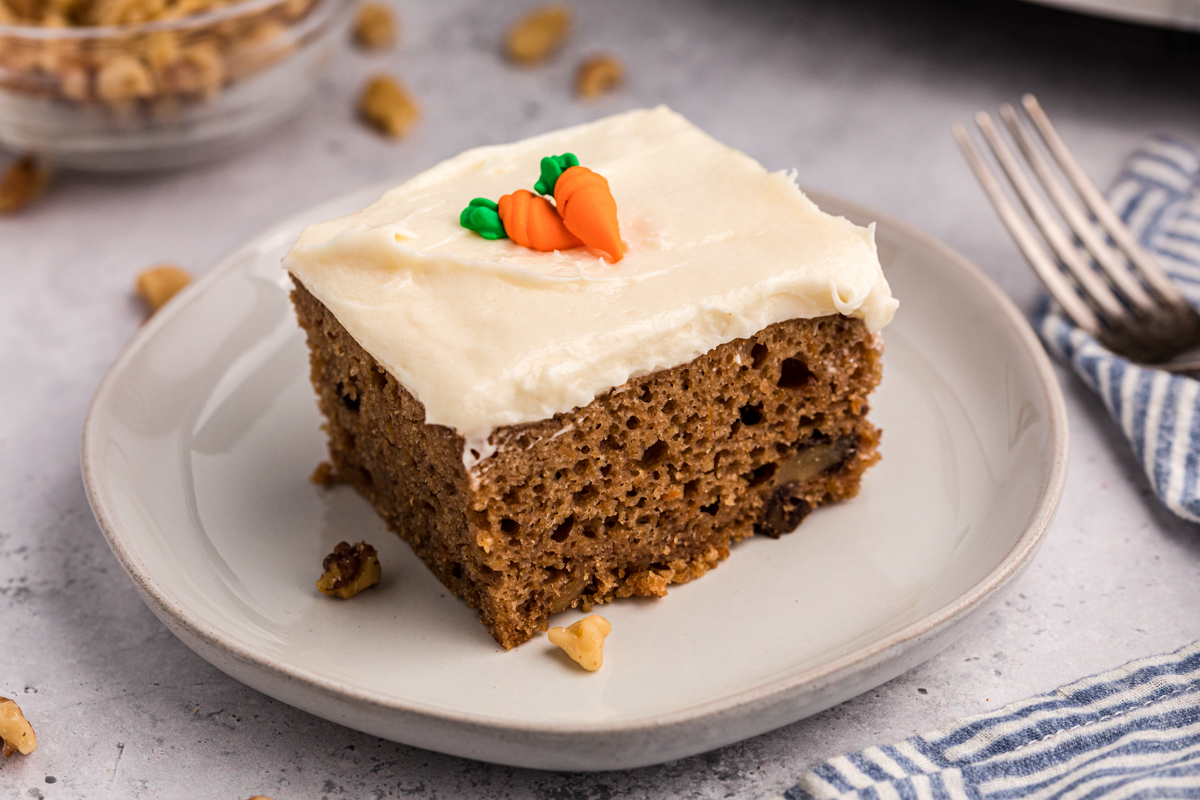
[3,0,1200,797]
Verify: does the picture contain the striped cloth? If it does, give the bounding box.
[781,640,1200,800]
[1033,136,1200,522]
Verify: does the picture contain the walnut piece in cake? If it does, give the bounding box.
[548,615,611,671]
[0,697,37,758]
[317,541,381,599]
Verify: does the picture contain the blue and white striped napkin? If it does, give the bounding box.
[775,140,1200,800]
[781,640,1200,799]
[1034,136,1200,522]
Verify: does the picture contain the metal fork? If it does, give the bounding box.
[953,94,1200,372]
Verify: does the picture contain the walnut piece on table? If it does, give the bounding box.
[0,697,37,758]
[505,4,571,65]
[352,1,396,50]
[0,155,50,215]
[575,54,623,98]
[547,615,611,672]
[358,75,420,138]
[135,263,192,314]
[317,541,381,599]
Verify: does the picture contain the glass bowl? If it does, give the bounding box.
[0,0,352,171]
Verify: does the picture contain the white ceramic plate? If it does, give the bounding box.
[82,185,1068,771]
[1016,0,1200,30]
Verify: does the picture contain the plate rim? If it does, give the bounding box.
[81,183,1069,741]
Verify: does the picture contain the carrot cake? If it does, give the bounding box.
[283,106,898,649]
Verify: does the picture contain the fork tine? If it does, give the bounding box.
[1021,94,1188,307]
[973,111,1128,326]
[952,122,1101,335]
[997,103,1160,315]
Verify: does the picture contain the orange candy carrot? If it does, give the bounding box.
[497,189,583,252]
[554,165,622,262]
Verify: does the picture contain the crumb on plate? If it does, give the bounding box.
[310,461,336,486]
[547,615,611,671]
[317,540,381,598]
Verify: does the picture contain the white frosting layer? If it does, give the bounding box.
[284,107,898,442]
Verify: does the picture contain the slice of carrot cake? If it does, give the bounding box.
[283,106,898,649]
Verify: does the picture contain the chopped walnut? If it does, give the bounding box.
[0,0,315,118]
[0,697,37,758]
[96,53,155,102]
[358,75,420,138]
[60,65,91,101]
[505,4,571,65]
[575,54,623,98]
[547,615,611,671]
[352,1,396,50]
[91,0,167,25]
[135,263,192,313]
[166,43,226,99]
[317,541,381,599]
[0,155,49,215]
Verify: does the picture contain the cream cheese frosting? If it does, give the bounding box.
[284,106,898,446]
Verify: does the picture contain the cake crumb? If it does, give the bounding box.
[575,54,623,98]
[0,697,37,758]
[317,541,381,599]
[135,264,192,314]
[358,75,420,138]
[505,4,571,64]
[0,155,49,215]
[310,461,336,486]
[547,615,611,671]
[352,1,396,50]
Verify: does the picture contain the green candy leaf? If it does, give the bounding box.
[533,152,580,196]
[459,197,507,240]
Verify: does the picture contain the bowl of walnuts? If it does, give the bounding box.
[0,0,352,170]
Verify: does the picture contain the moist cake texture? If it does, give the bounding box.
[285,107,896,649]
[291,283,882,648]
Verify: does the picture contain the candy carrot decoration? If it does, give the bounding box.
[534,153,623,262]
[459,152,622,261]
[498,189,583,251]
[460,193,579,251]
[459,197,508,240]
